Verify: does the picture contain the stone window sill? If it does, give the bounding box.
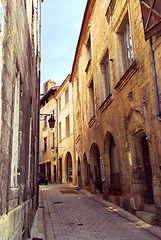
[114,60,139,93]
[75,134,81,143]
[85,59,91,73]
[88,115,96,128]
[98,94,113,114]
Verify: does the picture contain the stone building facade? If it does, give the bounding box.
[0,0,43,239]
[70,0,161,224]
[54,75,76,185]
[39,80,59,183]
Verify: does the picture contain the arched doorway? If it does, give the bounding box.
[59,158,62,183]
[109,136,121,191]
[65,152,72,183]
[142,135,154,204]
[90,143,102,192]
[78,158,82,187]
[83,153,90,184]
[47,161,51,182]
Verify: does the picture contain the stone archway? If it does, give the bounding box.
[90,143,102,192]
[78,157,82,187]
[83,153,90,184]
[65,152,72,183]
[142,135,154,203]
[104,132,121,191]
[127,108,154,206]
[131,132,154,205]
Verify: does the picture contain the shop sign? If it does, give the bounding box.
[100,157,105,182]
[140,0,161,40]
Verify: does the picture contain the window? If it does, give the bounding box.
[121,19,133,72]
[77,78,79,97]
[66,115,70,137]
[28,117,32,187]
[85,34,92,72]
[88,79,95,119]
[101,51,111,100]
[44,137,47,151]
[11,72,20,188]
[44,116,47,127]
[59,122,62,141]
[59,97,61,112]
[53,133,55,148]
[87,35,91,61]
[65,87,69,105]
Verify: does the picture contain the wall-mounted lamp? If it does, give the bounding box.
[40,114,56,129]
[51,146,65,153]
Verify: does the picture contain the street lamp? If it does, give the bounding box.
[51,146,65,153]
[40,114,56,129]
[48,116,56,128]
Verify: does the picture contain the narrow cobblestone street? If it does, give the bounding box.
[30,184,161,240]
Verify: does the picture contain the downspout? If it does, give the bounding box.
[149,37,161,121]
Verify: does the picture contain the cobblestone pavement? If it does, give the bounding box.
[30,184,161,240]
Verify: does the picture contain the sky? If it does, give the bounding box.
[41,0,87,93]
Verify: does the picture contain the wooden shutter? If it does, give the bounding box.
[140,0,161,40]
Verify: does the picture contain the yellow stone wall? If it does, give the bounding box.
[39,98,58,182]
[55,80,76,184]
[72,0,161,217]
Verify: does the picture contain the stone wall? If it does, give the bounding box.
[72,0,161,222]
[0,0,41,239]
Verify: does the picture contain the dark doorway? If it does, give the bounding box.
[109,136,121,190]
[40,163,45,176]
[142,136,154,204]
[66,152,72,183]
[54,165,56,183]
[78,158,82,187]
[90,143,102,192]
[83,153,90,184]
[59,158,62,183]
[47,161,51,182]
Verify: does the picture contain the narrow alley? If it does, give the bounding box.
[30,184,161,240]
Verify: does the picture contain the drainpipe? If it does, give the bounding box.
[149,37,161,121]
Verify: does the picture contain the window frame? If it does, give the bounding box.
[53,133,55,148]
[65,114,70,137]
[59,97,61,112]
[88,79,95,120]
[44,137,47,151]
[44,115,47,128]
[59,122,62,141]
[100,50,112,100]
[65,87,69,105]
[121,18,133,73]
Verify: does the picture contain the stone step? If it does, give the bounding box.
[136,211,156,225]
[143,203,156,213]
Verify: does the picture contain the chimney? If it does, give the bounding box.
[45,80,56,92]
